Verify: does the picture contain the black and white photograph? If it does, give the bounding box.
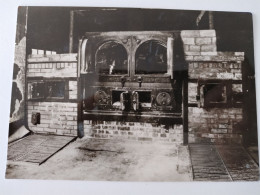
[1,1,260,192]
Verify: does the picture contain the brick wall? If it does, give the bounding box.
[181,30,244,63]
[181,30,244,144]
[27,54,77,78]
[188,107,243,144]
[26,54,78,136]
[84,120,183,144]
[188,61,242,80]
[181,30,217,55]
[27,102,77,136]
[69,81,78,99]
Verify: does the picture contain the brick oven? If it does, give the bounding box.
[182,30,244,144]
[25,29,245,145]
[78,31,184,143]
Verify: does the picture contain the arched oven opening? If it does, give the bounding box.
[135,40,167,74]
[95,41,128,75]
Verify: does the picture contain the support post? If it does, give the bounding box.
[69,10,74,53]
[77,76,84,138]
[167,37,174,79]
[183,71,188,145]
[209,11,214,29]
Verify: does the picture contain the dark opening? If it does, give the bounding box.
[138,91,151,103]
[29,82,45,99]
[232,84,243,104]
[96,41,128,75]
[46,81,65,98]
[204,83,227,105]
[135,41,167,74]
[112,90,127,103]
[233,92,243,104]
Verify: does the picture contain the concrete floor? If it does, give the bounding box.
[6,137,192,181]
[5,136,259,181]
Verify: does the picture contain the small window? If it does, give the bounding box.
[135,41,167,74]
[96,41,128,75]
[46,81,65,99]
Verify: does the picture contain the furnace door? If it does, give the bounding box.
[131,34,174,79]
[80,32,174,79]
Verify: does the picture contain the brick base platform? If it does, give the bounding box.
[84,120,183,143]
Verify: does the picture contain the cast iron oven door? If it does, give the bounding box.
[79,31,183,124]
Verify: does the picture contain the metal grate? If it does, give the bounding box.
[7,134,76,164]
[189,144,231,181]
